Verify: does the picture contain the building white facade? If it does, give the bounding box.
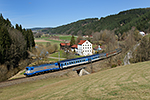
[139,31,145,36]
[77,40,92,56]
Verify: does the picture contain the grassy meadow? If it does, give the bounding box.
[34,35,79,61]
[1,61,150,99]
[55,34,77,41]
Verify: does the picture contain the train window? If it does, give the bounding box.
[31,67,34,70]
[65,63,66,65]
[26,68,29,71]
[67,63,68,65]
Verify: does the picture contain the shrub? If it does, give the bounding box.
[111,64,117,68]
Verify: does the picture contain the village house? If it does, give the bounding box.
[60,40,93,56]
[71,40,92,56]
[139,31,145,36]
[94,45,102,51]
[93,45,106,54]
[71,44,78,52]
[83,35,93,38]
[60,43,70,50]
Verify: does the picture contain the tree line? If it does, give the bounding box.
[0,14,35,68]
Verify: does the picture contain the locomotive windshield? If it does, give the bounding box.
[26,68,29,71]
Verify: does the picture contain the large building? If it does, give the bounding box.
[71,40,93,56]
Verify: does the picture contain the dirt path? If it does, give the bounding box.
[34,39,51,42]
[8,69,26,80]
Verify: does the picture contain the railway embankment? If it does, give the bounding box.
[0,59,32,82]
[0,50,122,87]
[1,60,150,99]
[0,57,112,88]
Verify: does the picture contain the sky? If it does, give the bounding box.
[0,0,150,28]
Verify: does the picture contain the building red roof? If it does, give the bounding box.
[71,45,77,48]
[78,40,86,45]
[60,43,70,46]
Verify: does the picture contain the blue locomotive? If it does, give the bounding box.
[24,48,122,76]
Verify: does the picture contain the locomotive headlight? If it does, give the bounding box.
[25,71,29,73]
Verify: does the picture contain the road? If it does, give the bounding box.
[48,56,66,60]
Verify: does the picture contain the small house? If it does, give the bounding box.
[139,31,145,36]
[60,43,70,50]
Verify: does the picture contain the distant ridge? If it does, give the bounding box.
[41,7,150,35]
[29,27,53,31]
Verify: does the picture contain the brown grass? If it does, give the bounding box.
[1,61,150,100]
[34,39,51,43]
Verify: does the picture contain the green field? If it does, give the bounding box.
[1,61,150,99]
[55,35,77,41]
[35,35,78,60]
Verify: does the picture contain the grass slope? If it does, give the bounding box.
[1,61,150,99]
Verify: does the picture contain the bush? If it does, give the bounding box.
[111,64,117,68]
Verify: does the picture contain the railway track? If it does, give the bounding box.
[0,50,121,88]
[0,58,107,88]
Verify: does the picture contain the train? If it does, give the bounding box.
[24,48,122,76]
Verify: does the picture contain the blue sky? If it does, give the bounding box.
[0,0,150,28]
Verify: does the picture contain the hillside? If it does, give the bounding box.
[1,61,150,99]
[0,14,35,82]
[45,8,150,35]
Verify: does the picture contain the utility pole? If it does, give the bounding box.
[118,41,119,48]
[58,49,60,61]
[90,59,93,73]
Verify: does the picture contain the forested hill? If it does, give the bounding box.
[46,8,150,35]
[0,14,35,66]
